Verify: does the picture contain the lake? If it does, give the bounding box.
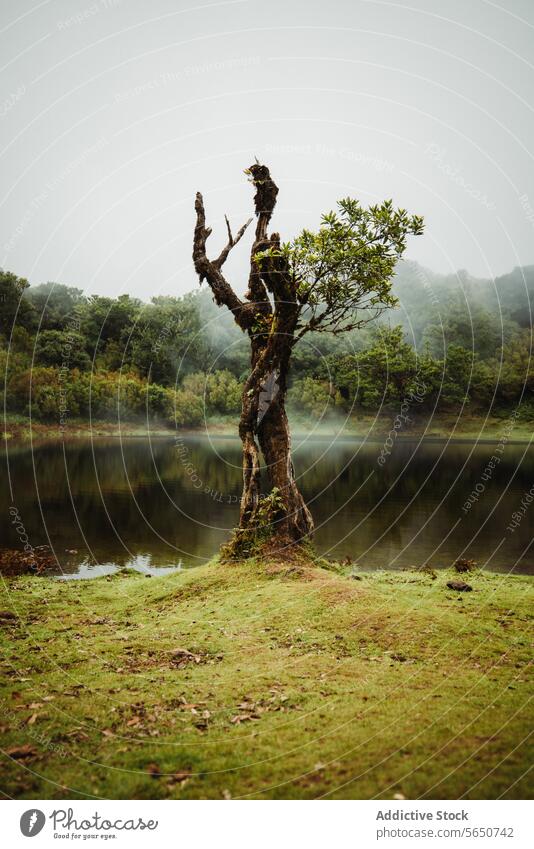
[1,435,533,577]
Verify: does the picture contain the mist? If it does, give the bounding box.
[1,0,534,301]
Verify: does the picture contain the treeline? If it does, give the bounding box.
[0,262,533,428]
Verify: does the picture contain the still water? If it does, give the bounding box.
[1,435,533,577]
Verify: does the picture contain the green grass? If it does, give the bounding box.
[0,559,532,800]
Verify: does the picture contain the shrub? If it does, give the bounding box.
[288,377,334,418]
[173,389,204,427]
[182,370,242,415]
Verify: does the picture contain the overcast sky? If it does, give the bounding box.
[1,0,534,301]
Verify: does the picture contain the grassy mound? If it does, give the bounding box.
[0,559,532,799]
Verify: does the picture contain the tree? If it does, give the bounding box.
[25,281,85,331]
[78,293,141,362]
[129,294,209,384]
[421,294,503,360]
[34,329,92,371]
[332,326,420,409]
[0,270,36,336]
[192,163,423,553]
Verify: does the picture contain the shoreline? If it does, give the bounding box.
[1,546,532,578]
[3,420,534,446]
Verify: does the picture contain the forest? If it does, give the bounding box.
[1,261,533,430]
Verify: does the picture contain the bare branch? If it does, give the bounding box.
[192,192,212,282]
[245,162,280,311]
[215,215,253,268]
[248,163,279,239]
[295,300,390,340]
[225,214,232,244]
[192,192,252,329]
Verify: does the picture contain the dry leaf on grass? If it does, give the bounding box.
[168,771,192,785]
[230,713,260,725]
[6,744,38,759]
[145,764,192,785]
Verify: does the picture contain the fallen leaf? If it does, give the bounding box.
[168,770,192,785]
[230,713,260,725]
[168,648,197,659]
[0,610,17,621]
[6,744,37,759]
[66,729,89,740]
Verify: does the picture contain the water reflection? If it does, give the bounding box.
[1,435,532,576]
[57,555,183,581]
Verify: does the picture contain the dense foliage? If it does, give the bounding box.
[0,262,532,427]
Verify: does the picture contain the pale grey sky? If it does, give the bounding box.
[1,0,534,300]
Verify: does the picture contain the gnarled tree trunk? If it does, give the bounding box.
[193,163,314,554]
[238,343,313,545]
[255,382,314,542]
